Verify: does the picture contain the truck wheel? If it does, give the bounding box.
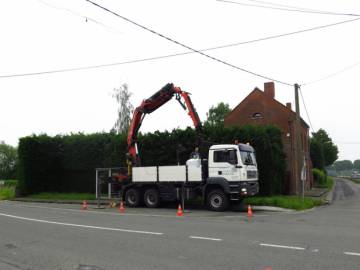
[206,189,229,212]
[144,189,160,208]
[125,188,141,207]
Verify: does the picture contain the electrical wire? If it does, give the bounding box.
[84,0,292,86]
[299,86,314,133]
[38,0,123,35]
[1,6,359,79]
[302,60,360,86]
[217,0,360,17]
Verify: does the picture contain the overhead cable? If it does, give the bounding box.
[84,0,293,86]
[302,60,360,86]
[217,0,360,17]
[1,11,359,79]
[299,86,314,132]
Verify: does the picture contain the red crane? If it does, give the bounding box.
[127,83,202,166]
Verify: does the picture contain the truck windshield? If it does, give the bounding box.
[240,151,257,166]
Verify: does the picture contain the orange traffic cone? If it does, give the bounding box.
[82,200,88,210]
[119,200,125,213]
[247,204,253,218]
[176,204,183,217]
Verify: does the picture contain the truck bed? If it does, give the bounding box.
[132,165,202,183]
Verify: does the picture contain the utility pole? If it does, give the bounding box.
[294,83,303,199]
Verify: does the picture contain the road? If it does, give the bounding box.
[0,178,359,270]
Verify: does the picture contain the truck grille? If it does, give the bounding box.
[247,170,257,179]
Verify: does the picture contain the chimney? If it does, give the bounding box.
[264,82,275,99]
[286,102,292,110]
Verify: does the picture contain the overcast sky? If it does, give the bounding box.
[1,0,359,161]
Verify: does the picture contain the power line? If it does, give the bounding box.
[245,0,360,16]
[1,11,359,79]
[38,0,123,35]
[298,86,314,133]
[302,60,360,86]
[84,0,293,86]
[217,0,360,17]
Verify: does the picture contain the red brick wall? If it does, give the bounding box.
[224,85,312,195]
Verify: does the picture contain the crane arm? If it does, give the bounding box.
[127,83,201,165]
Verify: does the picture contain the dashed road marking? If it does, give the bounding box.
[344,252,360,256]
[259,243,305,251]
[189,236,222,241]
[0,212,163,235]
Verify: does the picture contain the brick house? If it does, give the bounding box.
[224,82,313,195]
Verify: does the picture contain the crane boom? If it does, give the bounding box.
[127,83,201,165]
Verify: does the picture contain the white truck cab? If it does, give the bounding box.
[208,144,258,182]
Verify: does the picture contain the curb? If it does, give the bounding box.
[11,198,295,213]
[251,205,294,212]
[11,198,109,205]
[324,178,337,205]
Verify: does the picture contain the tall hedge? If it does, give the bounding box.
[18,125,286,196]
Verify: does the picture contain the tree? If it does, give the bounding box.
[310,139,325,170]
[310,129,338,168]
[333,160,353,171]
[0,141,17,179]
[353,159,360,171]
[112,83,134,134]
[204,102,231,126]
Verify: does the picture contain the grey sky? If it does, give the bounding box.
[1,0,359,161]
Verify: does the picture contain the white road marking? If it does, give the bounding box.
[344,252,360,256]
[0,212,163,235]
[259,243,305,251]
[189,236,222,241]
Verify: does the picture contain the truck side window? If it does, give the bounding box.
[214,150,237,164]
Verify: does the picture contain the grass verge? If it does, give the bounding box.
[0,187,16,200]
[244,195,322,211]
[349,178,360,184]
[27,192,96,200]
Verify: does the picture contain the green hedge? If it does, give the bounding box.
[18,125,286,196]
[312,168,326,186]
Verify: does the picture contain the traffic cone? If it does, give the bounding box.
[82,200,88,210]
[119,200,125,213]
[247,204,253,218]
[176,204,183,217]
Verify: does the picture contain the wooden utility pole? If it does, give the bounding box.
[294,83,303,197]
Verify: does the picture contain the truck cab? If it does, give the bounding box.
[204,143,259,210]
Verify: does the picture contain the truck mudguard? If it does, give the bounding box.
[205,177,231,194]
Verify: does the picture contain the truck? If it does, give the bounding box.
[113,83,259,211]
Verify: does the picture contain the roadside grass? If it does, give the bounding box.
[349,178,360,184]
[27,192,96,201]
[0,187,16,200]
[244,195,322,211]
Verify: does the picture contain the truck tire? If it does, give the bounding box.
[206,189,229,212]
[125,188,142,207]
[144,189,160,208]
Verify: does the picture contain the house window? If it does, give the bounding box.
[252,112,262,119]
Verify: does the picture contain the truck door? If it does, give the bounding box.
[209,149,240,181]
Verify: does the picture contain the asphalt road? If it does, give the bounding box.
[1,178,360,270]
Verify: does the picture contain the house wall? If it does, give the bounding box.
[224,82,313,195]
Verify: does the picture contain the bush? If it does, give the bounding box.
[0,187,15,200]
[18,125,286,196]
[312,168,326,186]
